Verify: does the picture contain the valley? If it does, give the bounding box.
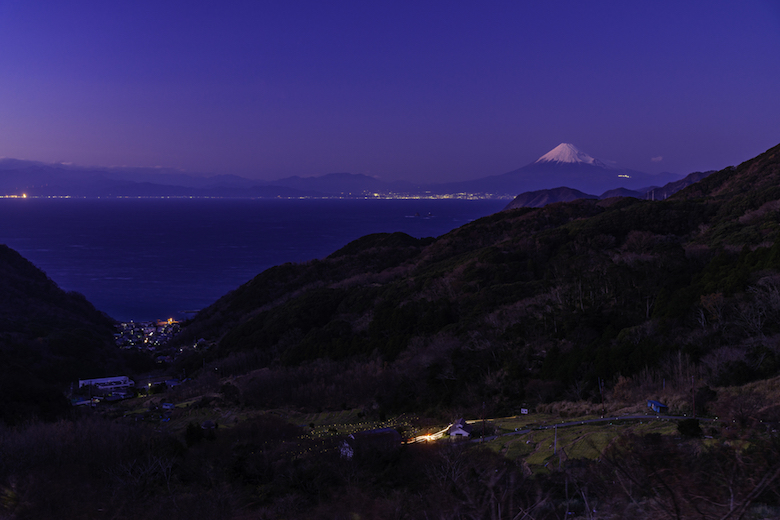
[1,142,780,518]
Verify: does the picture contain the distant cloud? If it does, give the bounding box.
[651,156,663,162]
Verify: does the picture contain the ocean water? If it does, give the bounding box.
[0,198,506,321]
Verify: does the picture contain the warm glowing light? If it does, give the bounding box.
[22,193,27,198]
[409,426,451,443]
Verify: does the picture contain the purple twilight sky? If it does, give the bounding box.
[0,1,779,183]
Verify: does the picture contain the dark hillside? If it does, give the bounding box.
[176,143,780,416]
[175,232,434,349]
[503,187,597,209]
[0,245,114,335]
[502,169,716,209]
[677,142,780,200]
[674,142,780,247]
[0,245,121,424]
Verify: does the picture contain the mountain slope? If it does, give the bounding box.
[503,168,717,209]
[0,245,122,423]
[434,143,681,196]
[503,187,598,209]
[494,143,680,194]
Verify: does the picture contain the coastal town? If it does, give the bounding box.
[114,318,182,351]
[72,318,192,405]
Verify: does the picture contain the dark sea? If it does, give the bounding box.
[0,198,506,321]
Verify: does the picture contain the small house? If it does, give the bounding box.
[448,418,473,438]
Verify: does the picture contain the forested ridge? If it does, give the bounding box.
[176,142,780,416]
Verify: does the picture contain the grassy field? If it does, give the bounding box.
[112,391,687,471]
[291,411,423,440]
[484,417,678,471]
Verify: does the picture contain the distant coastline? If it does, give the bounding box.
[0,192,514,200]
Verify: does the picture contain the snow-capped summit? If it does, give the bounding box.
[535,143,606,168]
[448,141,681,196]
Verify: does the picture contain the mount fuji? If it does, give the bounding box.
[437,143,682,197]
[534,143,608,167]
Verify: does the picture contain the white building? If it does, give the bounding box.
[448,418,472,438]
[78,376,135,390]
